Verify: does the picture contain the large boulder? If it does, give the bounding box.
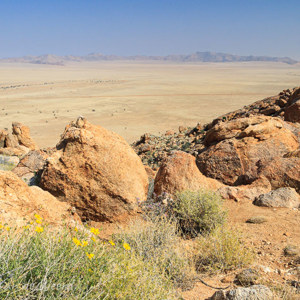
[40,117,149,222]
[0,171,80,227]
[154,151,223,197]
[197,116,299,186]
[258,156,300,193]
[253,187,300,208]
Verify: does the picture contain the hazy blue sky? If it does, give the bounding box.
[1,0,299,59]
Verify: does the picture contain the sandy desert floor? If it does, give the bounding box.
[0,61,300,148]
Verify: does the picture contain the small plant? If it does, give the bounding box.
[171,189,226,237]
[194,226,254,273]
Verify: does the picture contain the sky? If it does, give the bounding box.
[0,0,300,59]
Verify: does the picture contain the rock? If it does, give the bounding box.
[246,216,268,224]
[178,126,187,133]
[0,171,80,227]
[165,130,175,136]
[218,176,271,202]
[235,269,260,286]
[144,165,156,181]
[285,100,300,123]
[258,157,300,193]
[253,187,300,208]
[0,123,38,157]
[40,118,149,222]
[284,245,299,257]
[12,122,38,150]
[154,151,223,197]
[210,285,273,300]
[13,150,47,185]
[197,116,299,185]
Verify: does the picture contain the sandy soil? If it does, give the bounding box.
[1,61,300,148]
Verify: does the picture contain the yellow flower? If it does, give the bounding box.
[109,240,115,246]
[123,243,131,251]
[81,241,88,247]
[34,214,42,220]
[0,224,3,229]
[35,226,44,233]
[74,227,78,232]
[72,237,82,247]
[91,236,96,243]
[90,227,100,235]
[86,252,94,260]
[35,219,42,224]
[30,221,34,225]
[88,268,93,273]
[5,226,10,231]
[23,225,30,230]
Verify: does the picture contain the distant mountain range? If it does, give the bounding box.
[0,52,298,65]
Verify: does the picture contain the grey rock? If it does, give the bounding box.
[253,187,300,208]
[210,285,273,300]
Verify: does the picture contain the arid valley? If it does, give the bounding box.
[1,61,300,147]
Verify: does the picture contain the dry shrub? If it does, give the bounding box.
[194,226,255,274]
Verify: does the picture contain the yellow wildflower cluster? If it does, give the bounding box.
[35,226,44,233]
[34,214,43,224]
[72,237,88,247]
[123,243,131,251]
[90,227,100,235]
[85,252,94,260]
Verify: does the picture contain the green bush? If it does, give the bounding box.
[115,215,195,290]
[0,219,179,299]
[194,226,254,273]
[172,189,226,237]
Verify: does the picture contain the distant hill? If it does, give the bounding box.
[1,51,298,65]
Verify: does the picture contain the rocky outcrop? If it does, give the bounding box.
[0,123,38,157]
[197,116,299,186]
[0,171,80,227]
[210,285,273,300]
[13,150,47,185]
[154,151,223,197]
[253,188,300,208]
[11,122,38,150]
[40,117,149,222]
[132,87,300,173]
[207,86,300,127]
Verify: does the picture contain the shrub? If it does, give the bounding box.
[115,215,195,290]
[194,226,254,273]
[0,219,179,299]
[171,189,226,237]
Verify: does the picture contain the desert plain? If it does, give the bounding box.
[0,60,300,147]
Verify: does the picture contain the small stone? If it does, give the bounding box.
[235,269,259,286]
[284,245,299,257]
[246,216,268,224]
